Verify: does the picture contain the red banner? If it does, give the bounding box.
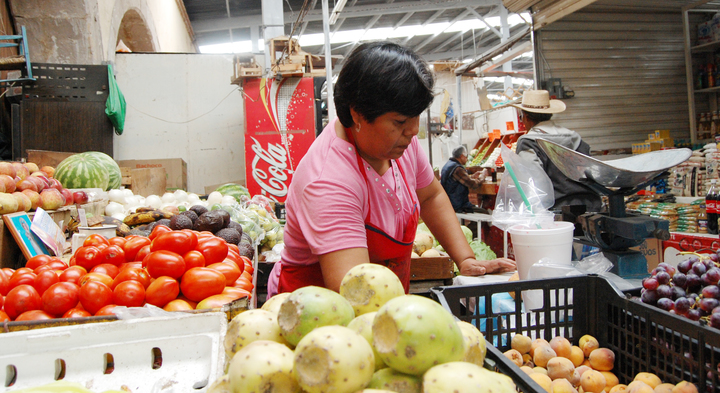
[244,77,316,203]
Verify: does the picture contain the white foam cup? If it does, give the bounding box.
[507,221,575,281]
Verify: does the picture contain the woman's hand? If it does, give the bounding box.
[458,257,516,276]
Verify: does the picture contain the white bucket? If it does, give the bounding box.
[508,221,575,280]
[78,225,117,239]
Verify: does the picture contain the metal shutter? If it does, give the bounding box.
[534,0,690,151]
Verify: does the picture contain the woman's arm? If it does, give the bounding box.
[417,178,516,275]
[318,248,370,292]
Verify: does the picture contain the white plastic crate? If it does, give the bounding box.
[0,312,227,392]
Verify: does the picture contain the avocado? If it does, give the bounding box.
[189,205,209,216]
[170,214,194,230]
[237,242,255,259]
[179,210,199,223]
[227,220,244,237]
[241,232,252,244]
[215,228,241,245]
[194,211,225,233]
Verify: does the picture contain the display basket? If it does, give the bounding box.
[430,274,720,393]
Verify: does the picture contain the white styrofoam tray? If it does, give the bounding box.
[0,312,227,392]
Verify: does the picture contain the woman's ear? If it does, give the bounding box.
[349,107,362,127]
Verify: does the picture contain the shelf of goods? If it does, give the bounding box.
[683,1,720,143]
[470,131,526,168]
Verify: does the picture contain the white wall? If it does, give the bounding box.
[113,53,245,194]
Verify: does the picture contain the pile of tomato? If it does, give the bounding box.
[0,225,254,322]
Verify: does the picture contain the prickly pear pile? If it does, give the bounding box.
[209,263,516,393]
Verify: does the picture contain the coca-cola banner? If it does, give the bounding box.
[244,77,316,203]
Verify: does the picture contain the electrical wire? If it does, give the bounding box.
[274,0,312,71]
[126,87,240,124]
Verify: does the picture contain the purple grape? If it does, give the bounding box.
[657,285,673,299]
[706,260,717,270]
[657,297,675,311]
[688,309,703,321]
[707,268,720,285]
[687,274,702,290]
[673,272,688,288]
[712,306,720,314]
[703,285,720,299]
[710,253,719,263]
[675,297,692,314]
[641,289,659,305]
[678,259,693,274]
[643,277,659,291]
[656,271,671,285]
[711,314,720,329]
[672,286,687,300]
[689,256,700,263]
[700,298,720,312]
[658,263,677,276]
[694,263,707,276]
[687,293,699,303]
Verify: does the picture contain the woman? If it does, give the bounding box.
[267,42,515,297]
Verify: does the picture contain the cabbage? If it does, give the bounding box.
[469,240,496,261]
[461,226,473,243]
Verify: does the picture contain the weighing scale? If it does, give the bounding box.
[536,139,693,279]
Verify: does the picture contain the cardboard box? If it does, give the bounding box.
[662,232,720,266]
[116,158,187,191]
[655,129,671,139]
[629,238,662,273]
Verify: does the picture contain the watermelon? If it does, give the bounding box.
[54,153,110,190]
[83,151,121,190]
[215,183,250,202]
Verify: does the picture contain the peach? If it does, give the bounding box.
[0,181,5,193]
[581,370,607,393]
[531,338,551,357]
[523,353,533,364]
[530,373,553,392]
[0,162,16,178]
[633,373,661,389]
[512,334,533,354]
[534,345,558,368]
[575,365,592,378]
[25,176,46,192]
[22,189,40,210]
[569,369,582,387]
[654,383,674,393]
[551,378,577,393]
[601,371,619,392]
[609,385,628,393]
[15,179,37,193]
[39,188,65,211]
[520,365,535,375]
[548,357,576,381]
[11,191,30,212]
[582,359,592,367]
[24,162,39,174]
[504,348,524,366]
[671,381,698,393]
[588,348,615,371]
[40,166,55,178]
[0,174,14,193]
[12,162,28,179]
[627,381,654,393]
[551,336,573,359]
[570,346,585,367]
[0,192,18,214]
[580,335,600,357]
[534,367,549,375]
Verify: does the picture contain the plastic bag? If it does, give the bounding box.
[492,144,555,230]
[105,64,126,135]
[112,304,175,320]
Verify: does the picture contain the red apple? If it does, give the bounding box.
[72,190,89,205]
[24,162,39,174]
[49,178,62,191]
[22,189,40,210]
[40,166,55,178]
[15,179,38,192]
[39,188,65,211]
[24,176,45,192]
[12,162,28,180]
[0,175,15,193]
[60,188,73,206]
[11,191,30,212]
[0,162,16,178]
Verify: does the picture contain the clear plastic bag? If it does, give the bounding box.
[112,304,175,320]
[493,144,555,230]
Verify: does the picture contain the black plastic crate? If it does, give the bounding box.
[431,275,720,393]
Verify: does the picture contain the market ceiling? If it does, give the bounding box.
[181,0,533,71]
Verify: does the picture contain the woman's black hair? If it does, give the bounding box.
[522,110,553,124]
[334,41,435,128]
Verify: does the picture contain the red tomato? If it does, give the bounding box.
[196,294,239,310]
[145,276,180,308]
[176,296,198,309]
[145,251,186,279]
[79,272,114,288]
[91,264,120,279]
[25,255,53,270]
[108,237,127,248]
[9,271,36,291]
[113,280,146,307]
[74,246,102,270]
[228,244,239,255]
[79,281,113,315]
[223,253,245,273]
[149,224,172,240]
[163,298,194,312]
[240,270,252,282]
[15,309,54,321]
[33,270,59,295]
[118,262,143,271]
[135,245,152,264]
[112,267,152,289]
[0,310,9,322]
[151,231,198,256]
[2,268,15,278]
[83,234,109,248]
[0,269,9,296]
[58,266,87,286]
[207,262,241,286]
[62,308,91,318]
[42,282,80,316]
[196,237,228,264]
[68,256,76,266]
[42,260,69,272]
[222,286,250,299]
[179,267,226,302]
[99,245,125,266]
[4,284,42,320]
[95,304,118,316]
[183,251,206,271]
[233,277,253,292]
[123,237,151,262]
[13,267,33,276]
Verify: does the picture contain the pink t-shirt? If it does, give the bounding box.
[267,118,434,296]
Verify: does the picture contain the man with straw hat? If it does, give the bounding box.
[512,90,602,212]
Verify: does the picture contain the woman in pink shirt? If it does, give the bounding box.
[268,42,515,297]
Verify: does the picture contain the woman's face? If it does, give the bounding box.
[352,110,420,162]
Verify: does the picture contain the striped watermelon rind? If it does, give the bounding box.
[83,151,121,190]
[54,153,110,190]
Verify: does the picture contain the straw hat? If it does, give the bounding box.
[510,90,566,114]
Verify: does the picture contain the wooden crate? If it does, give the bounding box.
[409,256,454,294]
[119,167,167,197]
[26,150,76,168]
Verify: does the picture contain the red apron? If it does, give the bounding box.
[277,127,419,294]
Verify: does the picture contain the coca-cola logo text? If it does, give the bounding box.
[250,137,289,199]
